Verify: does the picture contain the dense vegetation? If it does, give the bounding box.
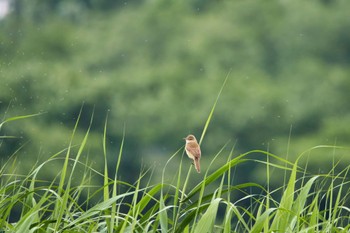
[1,0,350,230]
[1,113,349,232]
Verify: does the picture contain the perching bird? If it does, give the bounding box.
[184,134,201,173]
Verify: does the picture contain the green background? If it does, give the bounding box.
[1,0,350,187]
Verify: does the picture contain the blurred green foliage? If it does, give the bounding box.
[1,0,350,185]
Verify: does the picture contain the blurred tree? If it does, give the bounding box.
[1,0,349,187]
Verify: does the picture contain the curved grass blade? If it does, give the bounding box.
[0,113,44,131]
[194,198,222,233]
[199,69,230,145]
[250,208,276,233]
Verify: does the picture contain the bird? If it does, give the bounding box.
[184,134,201,173]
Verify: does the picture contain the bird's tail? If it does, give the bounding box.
[194,158,200,173]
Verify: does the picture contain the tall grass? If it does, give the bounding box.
[1,120,349,232]
[1,75,349,232]
[1,117,350,233]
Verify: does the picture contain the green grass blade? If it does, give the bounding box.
[175,204,209,233]
[184,152,248,202]
[194,198,221,233]
[289,175,319,230]
[270,159,298,231]
[132,184,163,215]
[159,193,168,233]
[110,125,126,231]
[229,204,250,232]
[199,70,230,145]
[52,107,82,229]
[15,209,41,233]
[102,114,113,232]
[223,204,233,233]
[172,149,186,231]
[0,113,44,131]
[308,193,320,233]
[62,193,134,230]
[54,107,93,230]
[103,113,110,202]
[250,208,276,233]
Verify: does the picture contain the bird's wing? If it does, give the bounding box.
[188,143,201,159]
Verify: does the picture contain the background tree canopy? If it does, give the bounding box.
[1,0,350,186]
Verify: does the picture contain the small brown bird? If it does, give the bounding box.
[184,134,201,173]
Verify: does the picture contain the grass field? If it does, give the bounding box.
[0,112,349,233]
[1,78,349,232]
